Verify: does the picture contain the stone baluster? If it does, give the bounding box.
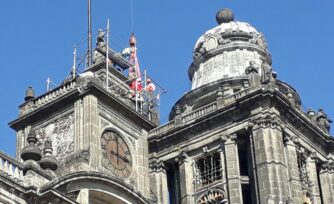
[0,157,3,171]
[8,162,13,177]
[3,160,9,175]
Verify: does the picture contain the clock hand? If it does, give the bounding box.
[110,150,130,164]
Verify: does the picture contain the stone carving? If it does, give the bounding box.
[193,40,206,59]
[245,61,260,87]
[260,58,274,84]
[255,33,268,50]
[306,108,317,122]
[93,30,106,64]
[252,115,282,129]
[197,188,227,204]
[316,108,332,134]
[35,114,74,166]
[283,133,299,145]
[149,159,165,173]
[65,147,90,165]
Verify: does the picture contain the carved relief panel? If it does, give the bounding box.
[34,113,74,166]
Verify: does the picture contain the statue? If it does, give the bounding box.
[307,108,316,121]
[316,108,332,134]
[245,61,260,87]
[193,40,206,59]
[260,57,275,84]
[93,30,106,64]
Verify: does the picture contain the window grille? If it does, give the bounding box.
[194,153,222,188]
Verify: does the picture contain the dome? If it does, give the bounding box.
[190,9,271,90]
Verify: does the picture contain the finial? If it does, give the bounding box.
[21,130,42,162]
[24,86,35,101]
[39,139,58,171]
[216,8,234,25]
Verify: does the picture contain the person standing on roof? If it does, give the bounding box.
[145,78,155,93]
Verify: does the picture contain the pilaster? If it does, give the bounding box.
[283,133,303,203]
[319,157,334,204]
[306,153,321,204]
[219,137,228,194]
[178,151,194,204]
[83,95,99,169]
[224,133,243,204]
[149,159,169,204]
[251,116,289,203]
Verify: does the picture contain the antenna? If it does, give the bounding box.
[87,0,93,68]
[106,19,110,91]
[72,46,77,79]
[130,0,134,32]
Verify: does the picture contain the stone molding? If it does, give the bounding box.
[250,114,283,130]
[149,159,166,173]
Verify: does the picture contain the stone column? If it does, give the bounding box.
[251,117,289,203]
[224,133,243,203]
[178,152,195,204]
[284,134,303,203]
[149,160,169,204]
[319,158,334,204]
[306,153,321,204]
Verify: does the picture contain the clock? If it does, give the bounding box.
[101,130,132,178]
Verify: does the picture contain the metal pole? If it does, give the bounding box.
[72,46,77,79]
[106,19,110,91]
[87,0,92,67]
[46,77,51,92]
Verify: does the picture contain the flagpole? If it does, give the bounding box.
[87,0,92,67]
[106,19,110,91]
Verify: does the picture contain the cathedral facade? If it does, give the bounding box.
[0,8,333,204]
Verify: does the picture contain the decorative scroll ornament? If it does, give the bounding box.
[197,188,227,204]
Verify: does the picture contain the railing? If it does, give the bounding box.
[182,102,217,124]
[20,81,77,116]
[149,87,256,137]
[0,151,24,183]
[223,87,253,105]
[149,121,175,136]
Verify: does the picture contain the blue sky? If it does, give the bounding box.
[0,1,333,156]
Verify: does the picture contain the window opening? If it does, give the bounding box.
[194,152,222,188]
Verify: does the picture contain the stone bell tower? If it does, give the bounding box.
[8,33,159,203]
[148,9,333,204]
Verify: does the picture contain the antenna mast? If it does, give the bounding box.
[87,0,93,67]
[106,19,110,91]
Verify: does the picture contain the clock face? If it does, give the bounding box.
[101,131,132,178]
